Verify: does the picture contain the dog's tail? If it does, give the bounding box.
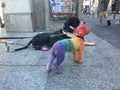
[13,39,32,52]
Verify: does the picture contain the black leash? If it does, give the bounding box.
[0,37,32,52]
[0,37,32,39]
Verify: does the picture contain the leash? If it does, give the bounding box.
[0,36,32,52]
[0,36,32,39]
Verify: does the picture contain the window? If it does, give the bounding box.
[49,0,78,20]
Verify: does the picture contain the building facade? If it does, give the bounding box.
[1,0,83,32]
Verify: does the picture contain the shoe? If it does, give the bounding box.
[1,23,4,28]
[107,20,111,26]
[96,23,102,27]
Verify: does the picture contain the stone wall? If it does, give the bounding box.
[1,0,83,32]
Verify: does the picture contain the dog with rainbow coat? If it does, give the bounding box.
[46,21,95,74]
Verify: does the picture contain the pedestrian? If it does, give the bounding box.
[83,7,87,15]
[115,16,120,24]
[96,0,111,26]
[86,6,91,17]
[0,16,4,28]
[111,0,120,25]
[97,7,100,17]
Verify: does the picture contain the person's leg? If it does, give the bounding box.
[104,11,108,19]
[104,11,111,26]
[96,11,104,26]
[99,12,104,26]
[116,17,120,24]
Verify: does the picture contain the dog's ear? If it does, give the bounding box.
[83,21,86,24]
[80,21,86,25]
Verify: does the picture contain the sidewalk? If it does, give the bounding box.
[0,17,120,90]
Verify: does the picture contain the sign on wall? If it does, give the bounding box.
[49,0,78,20]
[3,0,32,13]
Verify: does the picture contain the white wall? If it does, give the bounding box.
[2,0,34,32]
[3,0,32,14]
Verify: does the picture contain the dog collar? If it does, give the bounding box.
[76,36,84,41]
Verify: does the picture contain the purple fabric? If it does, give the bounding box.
[48,41,65,66]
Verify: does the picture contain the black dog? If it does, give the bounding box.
[13,29,70,51]
[13,17,80,52]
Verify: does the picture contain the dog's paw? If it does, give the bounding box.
[46,69,51,73]
[46,63,51,73]
[78,61,83,64]
[55,70,62,74]
[73,60,78,63]
[54,64,62,74]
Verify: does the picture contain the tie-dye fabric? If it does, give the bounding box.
[57,37,82,52]
[46,37,84,74]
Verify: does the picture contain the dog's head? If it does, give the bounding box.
[75,21,91,37]
[64,17,80,33]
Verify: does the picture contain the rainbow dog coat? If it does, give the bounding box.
[58,37,83,52]
[46,37,84,74]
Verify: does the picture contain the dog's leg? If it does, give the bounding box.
[46,53,55,73]
[72,52,77,62]
[54,64,62,74]
[54,49,65,74]
[77,42,84,64]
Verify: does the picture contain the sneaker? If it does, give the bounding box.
[107,20,111,26]
[96,23,102,27]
